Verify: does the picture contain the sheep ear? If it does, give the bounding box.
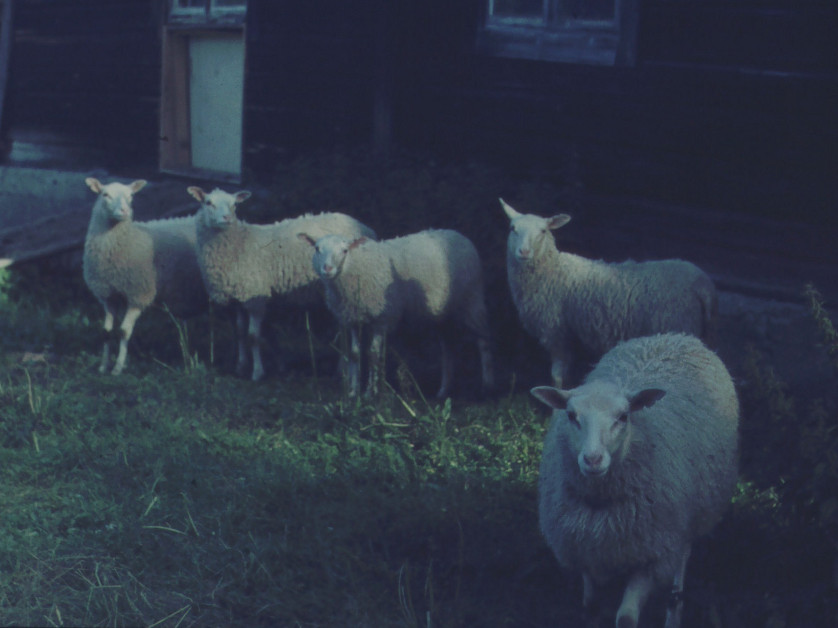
[298,233,316,247]
[130,180,147,194]
[235,190,252,204]
[499,198,520,220]
[628,388,666,413]
[187,186,206,202]
[547,214,572,230]
[348,236,368,250]
[530,386,571,410]
[85,177,103,194]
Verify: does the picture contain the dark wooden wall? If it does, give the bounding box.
[244,0,377,174]
[4,0,379,175]
[393,0,838,222]
[6,0,163,170]
[3,0,836,224]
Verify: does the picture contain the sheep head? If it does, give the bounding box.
[531,382,665,477]
[500,198,571,264]
[86,178,147,223]
[300,233,367,281]
[188,186,251,229]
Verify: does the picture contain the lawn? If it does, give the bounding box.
[0,150,836,627]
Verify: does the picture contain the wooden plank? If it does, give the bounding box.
[159,29,191,172]
[0,0,15,138]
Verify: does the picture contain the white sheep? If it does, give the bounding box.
[299,229,495,399]
[83,177,207,375]
[531,333,739,628]
[501,199,718,389]
[188,186,376,381]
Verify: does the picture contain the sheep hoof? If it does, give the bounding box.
[616,614,637,628]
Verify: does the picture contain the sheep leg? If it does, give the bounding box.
[99,304,116,373]
[582,573,596,608]
[615,571,654,628]
[235,306,249,377]
[477,336,494,393]
[112,306,142,375]
[346,325,362,398]
[435,335,454,399]
[465,301,495,393]
[247,300,267,381]
[664,544,692,628]
[550,353,570,389]
[365,329,385,398]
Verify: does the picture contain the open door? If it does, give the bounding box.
[160,1,246,182]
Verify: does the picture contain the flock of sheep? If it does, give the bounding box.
[82,177,739,628]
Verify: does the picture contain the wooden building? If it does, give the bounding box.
[1,0,836,221]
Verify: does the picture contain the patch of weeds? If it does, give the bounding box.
[726,282,838,625]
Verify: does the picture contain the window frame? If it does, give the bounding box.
[478,0,638,66]
[168,0,246,25]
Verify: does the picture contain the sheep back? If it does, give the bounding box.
[561,257,717,356]
[83,215,205,318]
[538,333,738,586]
[327,229,489,334]
[197,212,374,306]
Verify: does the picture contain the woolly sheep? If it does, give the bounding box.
[188,186,376,381]
[501,199,718,389]
[531,333,739,628]
[83,177,207,375]
[299,229,495,399]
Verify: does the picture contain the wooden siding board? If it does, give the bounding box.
[8,0,160,168]
[641,2,838,74]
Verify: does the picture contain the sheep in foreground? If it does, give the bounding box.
[299,229,495,399]
[501,199,718,388]
[188,186,376,381]
[83,178,207,375]
[531,333,739,628]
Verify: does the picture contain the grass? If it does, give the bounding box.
[0,151,836,626]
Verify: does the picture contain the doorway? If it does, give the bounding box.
[160,12,246,182]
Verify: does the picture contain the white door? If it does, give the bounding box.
[189,34,245,176]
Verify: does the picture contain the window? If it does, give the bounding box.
[478,0,637,66]
[169,0,246,23]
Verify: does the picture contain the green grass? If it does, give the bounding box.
[0,152,836,626]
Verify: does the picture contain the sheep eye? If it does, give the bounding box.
[566,411,579,426]
[618,413,628,423]
[102,192,110,199]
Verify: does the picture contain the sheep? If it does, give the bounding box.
[83,177,208,375]
[298,229,495,399]
[531,333,739,628]
[501,198,718,389]
[188,186,376,381]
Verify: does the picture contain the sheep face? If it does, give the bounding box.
[188,186,251,229]
[86,178,147,223]
[531,383,665,477]
[500,199,571,264]
[302,234,368,281]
